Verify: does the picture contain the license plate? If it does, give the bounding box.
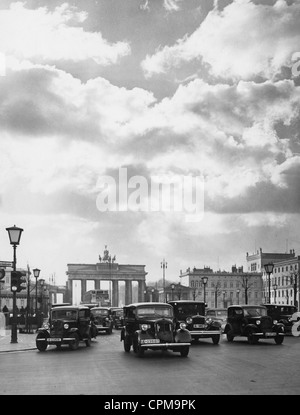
[194,324,206,328]
[48,338,61,342]
[265,332,276,337]
[140,339,160,344]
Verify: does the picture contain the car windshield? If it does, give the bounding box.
[243,307,267,317]
[175,304,205,316]
[92,309,108,316]
[137,306,173,318]
[115,310,123,316]
[51,309,78,320]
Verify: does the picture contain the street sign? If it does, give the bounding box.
[0,261,13,267]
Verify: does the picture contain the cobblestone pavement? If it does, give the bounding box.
[0,329,37,352]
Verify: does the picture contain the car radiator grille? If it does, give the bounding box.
[50,320,64,336]
[260,316,272,330]
[192,316,205,324]
[155,321,174,342]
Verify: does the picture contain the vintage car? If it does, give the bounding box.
[90,306,114,334]
[35,305,93,351]
[120,302,191,357]
[206,308,227,333]
[263,304,298,335]
[168,300,222,344]
[111,307,124,329]
[224,305,285,345]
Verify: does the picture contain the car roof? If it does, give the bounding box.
[207,308,227,311]
[124,302,172,308]
[51,305,89,311]
[228,304,267,308]
[168,300,205,304]
[91,306,110,310]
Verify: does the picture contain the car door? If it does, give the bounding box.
[78,309,91,339]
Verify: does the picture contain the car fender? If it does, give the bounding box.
[36,328,49,336]
[273,322,285,333]
[224,323,232,334]
[175,328,191,343]
[69,327,79,333]
[245,324,257,334]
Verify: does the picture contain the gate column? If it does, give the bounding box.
[125,280,132,305]
[138,280,146,302]
[112,280,119,307]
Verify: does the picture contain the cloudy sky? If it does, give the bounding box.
[0,0,300,291]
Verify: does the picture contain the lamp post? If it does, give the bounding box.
[161,259,167,302]
[39,278,45,315]
[144,290,147,302]
[6,225,24,344]
[273,283,278,304]
[264,263,274,304]
[151,288,155,302]
[236,289,240,305]
[171,284,175,301]
[33,268,40,314]
[201,277,208,305]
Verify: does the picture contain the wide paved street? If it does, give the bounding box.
[0,330,300,396]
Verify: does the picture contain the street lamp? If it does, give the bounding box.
[236,289,240,305]
[6,225,24,344]
[161,259,167,302]
[144,289,147,302]
[273,283,278,304]
[33,268,41,314]
[264,263,274,304]
[201,277,208,305]
[39,278,45,315]
[171,284,175,301]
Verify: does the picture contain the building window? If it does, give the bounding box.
[191,281,194,288]
[224,282,227,288]
[251,263,257,271]
[230,282,233,288]
[274,268,277,273]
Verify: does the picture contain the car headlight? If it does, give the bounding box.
[43,323,49,330]
[180,322,187,329]
[105,317,109,321]
[206,318,212,324]
[186,317,192,325]
[141,324,149,331]
[273,320,278,324]
[64,323,69,329]
[256,320,261,325]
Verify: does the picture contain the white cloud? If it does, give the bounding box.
[0,2,130,66]
[141,0,300,80]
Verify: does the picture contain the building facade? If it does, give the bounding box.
[179,266,263,307]
[246,248,298,306]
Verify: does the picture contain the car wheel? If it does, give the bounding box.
[226,330,234,342]
[69,332,80,350]
[180,346,189,357]
[212,334,220,345]
[124,336,131,352]
[247,329,258,345]
[36,333,48,352]
[274,335,284,345]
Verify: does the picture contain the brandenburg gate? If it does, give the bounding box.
[66,247,147,306]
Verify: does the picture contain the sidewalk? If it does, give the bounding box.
[0,329,37,352]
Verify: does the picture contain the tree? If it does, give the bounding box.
[212,280,222,307]
[241,274,254,305]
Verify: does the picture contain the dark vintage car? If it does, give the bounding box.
[35,305,93,351]
[120,302,191,357]
[168,300,222,344]
[206,308,227,333]
[263,304,298,335]
[111,308,124,329]
[91,306,114,334]
[224,305,285,345]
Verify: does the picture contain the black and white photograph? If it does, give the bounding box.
[0,0,300,399]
